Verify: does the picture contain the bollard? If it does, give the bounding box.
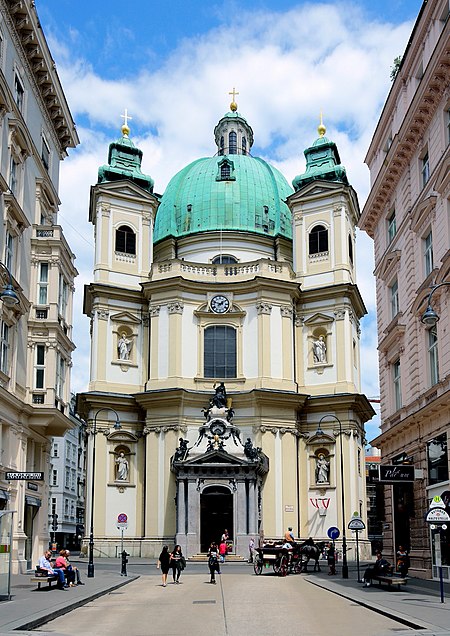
[121,550,129,576]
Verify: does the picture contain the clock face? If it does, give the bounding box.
[210,295,230,313]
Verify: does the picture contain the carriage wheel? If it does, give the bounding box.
[293,560,303,574]
[253,557,263,575]
[279,554,289,577]
[273,559,281,575]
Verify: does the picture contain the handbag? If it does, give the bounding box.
[180,556,186,569]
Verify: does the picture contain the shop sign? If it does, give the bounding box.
[378,465,415,482]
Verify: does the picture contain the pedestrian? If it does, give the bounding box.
[157,545,171,587]
[396,545,409,576]
[208,541,221,584]
[284,527,295,546]
[221,528,229,543]
[38,549,66,590]
[327,542,336,575]
[170,544,184,583]
[248,537,255,563]
[64,550,85,585]
[363,551,392,587]
[219,540,227,563]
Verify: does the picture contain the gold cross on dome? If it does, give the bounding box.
[229,87,239,102]
[121,108,132,127]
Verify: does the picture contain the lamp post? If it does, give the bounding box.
[318,414,349,579]
[421,282,450,326]
[87,408,121,578]
[0,261,19,306]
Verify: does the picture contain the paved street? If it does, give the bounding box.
[41,565,402,636]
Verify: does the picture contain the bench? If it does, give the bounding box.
[30,573,59,589]
[370,574,407,590]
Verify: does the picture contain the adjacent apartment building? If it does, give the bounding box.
[359,0,449,579]
[0,0,78,572]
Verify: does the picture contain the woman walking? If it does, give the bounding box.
[170,544,184,584]
[157,545,171,587]
[208,541,221,584]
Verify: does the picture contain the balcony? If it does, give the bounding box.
[151,258,293,283]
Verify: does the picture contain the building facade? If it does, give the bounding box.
[77,103,374,559]
[359,0,450,579]
[0,0,78,572]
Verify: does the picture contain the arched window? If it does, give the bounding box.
[115,225,136,255]
[219,136,224,156]
[348,234,353,264]
[309,225,328,254]
[212,255,238,264]
[242,137,247,154]
[229,131,237,154]
[221,163,231,180]
[204,325,236,378]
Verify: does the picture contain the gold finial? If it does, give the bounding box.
[121,108,132,137]
[229,87,239,112]
[318,111,326,137]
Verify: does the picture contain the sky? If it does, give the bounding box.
[35,0,423,443]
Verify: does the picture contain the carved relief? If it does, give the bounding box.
[256,302,272,315]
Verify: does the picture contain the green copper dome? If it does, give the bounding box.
[154,108,293,243]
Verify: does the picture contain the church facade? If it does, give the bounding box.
[77,102,374,558]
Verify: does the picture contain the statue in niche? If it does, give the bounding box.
[315,453,330,484]
[313,335,327,363]
[115,451,129,481]
[118,333,132,360]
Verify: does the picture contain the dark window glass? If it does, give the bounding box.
[309,225,328,254]
[221,163,231,180]
[242,137,247,154]
[348,234,353,264]
[427,434,448,485]
[204,325,236,378]
[212,255,237,264]
[115,225,136,255]
[219,136,224,156]
[229,132,237,154]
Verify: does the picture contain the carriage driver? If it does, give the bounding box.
[284,527,296,547]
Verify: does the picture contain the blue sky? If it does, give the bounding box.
[34,0,424,443]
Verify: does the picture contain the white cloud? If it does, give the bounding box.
[52,3,413,431]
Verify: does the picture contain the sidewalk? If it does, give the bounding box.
[1,559,450,635]
[0,560,138,635]
[308,562,450,635]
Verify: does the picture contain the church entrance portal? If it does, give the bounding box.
[200,486,233,552]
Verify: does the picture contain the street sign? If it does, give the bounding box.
[117,513,128,523]
[5,472,44,480]
[425,508,450,523]
[348,517,366,530]
[327,526,340,540]
[429,496,446,509]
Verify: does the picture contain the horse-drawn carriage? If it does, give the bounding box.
[253,540,326,576]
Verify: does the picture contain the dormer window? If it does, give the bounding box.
[229,131,237,154]
[216,159,235,182]
[212,255,238,264]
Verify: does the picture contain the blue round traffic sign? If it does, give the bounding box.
[327,526,340,540]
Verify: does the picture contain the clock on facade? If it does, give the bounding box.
[210,295,230,313]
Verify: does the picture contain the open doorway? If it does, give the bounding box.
[200,485,233,552]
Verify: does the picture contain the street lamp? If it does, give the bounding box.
[421,282,450,326]
[0,261,19,307]
[317,414,349,579]
[87,408,121,578]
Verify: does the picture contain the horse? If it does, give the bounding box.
[299,540,326,572]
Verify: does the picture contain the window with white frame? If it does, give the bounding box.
[387,210,396,243]
[424,231,433,277]
[4,231,14,274]
[390,279,399,319]
[421,151,430,187]
[64,497,69,515]
[35,344,45,389]
[204,325,237,378]
[53,443,59,458]
[52,469,58,486]
[65,468,70,489]
[41,135,50,171]
[0,321,9,375]
[51,497,57,516]
[309,225,329,254]
[393,359,402,411]
[58,274,68,318]
[14,73,24,112]
[71,469,76,491]
[9,155,18,195]
[55,353,66,400]
[38,262,49,305]
[428,326,439,386]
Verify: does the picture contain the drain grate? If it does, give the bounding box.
[193,600,216,604]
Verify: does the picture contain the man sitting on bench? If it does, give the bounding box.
[38,550,67,590]
[363,551,392,587]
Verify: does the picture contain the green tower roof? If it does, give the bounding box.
[292,123,349,191]
[98,123,154,193]
[154,154,293,243]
